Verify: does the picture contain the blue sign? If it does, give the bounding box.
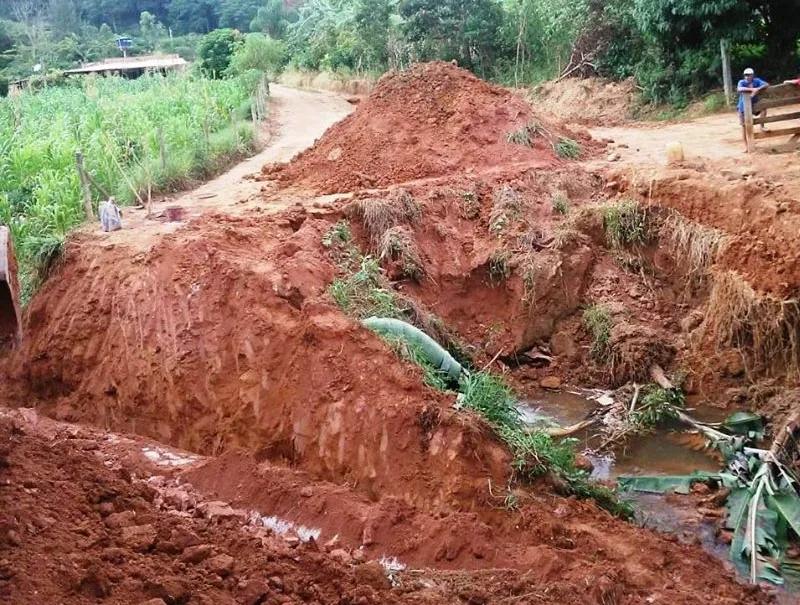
[117,37,133,50]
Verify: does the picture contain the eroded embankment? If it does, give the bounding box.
[0,198,771,602]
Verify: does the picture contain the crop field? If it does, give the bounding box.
[0,73,261,299]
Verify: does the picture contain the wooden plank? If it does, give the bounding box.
[753,111,800,125]
[755,96,800,110]
[754,125,800,140]
[744,93,755,152]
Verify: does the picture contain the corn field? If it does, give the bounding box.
[0,72,265,301]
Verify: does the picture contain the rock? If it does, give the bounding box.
[606,152,621,162]
[239,579,270,605]
[120,525,157,552]
[207,553,235,577]
[574,454,594,474]
[268,576,284,591]
[539,376,562,390]
[299,486,313,498]
[6,529,21,547]
[141,600,167,605]
[354,562,390,591]
[352,549,367,564]
[105,510,137,529]
[550,331,576,358]
[170,527,202,550]
[197,501,240,521]
[143,578,190,603]
[329,549,352,565]
[182,544,214,564]
[161,487,195,511]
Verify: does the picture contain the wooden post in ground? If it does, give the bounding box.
[721,39,733,107]
[75,151,95,220]
[157,127,167,172]
[743,92,755,153]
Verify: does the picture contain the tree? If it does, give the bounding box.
[399,0,503,73]
[48,0,81,38]
[250,0,292,39]
[198,27,242,77]
[227,32,286,77]
[167,0,220,34]
[218,0,261,31]
[9,0,48,59]
[139,10,166,51]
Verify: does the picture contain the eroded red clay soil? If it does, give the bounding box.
[3,61,799,604]
[264,62,596,194]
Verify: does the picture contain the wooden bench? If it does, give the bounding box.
[743,82,800,152]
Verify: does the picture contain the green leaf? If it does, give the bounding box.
[722,412,764,438]
[617,472,718,495]
[768,491,800,539]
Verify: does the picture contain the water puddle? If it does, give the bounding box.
[518,388,731,560]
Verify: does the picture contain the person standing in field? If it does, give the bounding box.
[738,67,769,149]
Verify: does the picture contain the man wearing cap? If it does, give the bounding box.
[737,68,769,149]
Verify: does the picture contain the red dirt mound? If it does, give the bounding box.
[265,62,591,193]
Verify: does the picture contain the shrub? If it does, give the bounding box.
[199,29,244,79]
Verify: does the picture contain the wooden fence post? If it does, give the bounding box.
[721,39,733,107]
[743,93,755,153]
[157,127,167,171]
[75,151,95,220]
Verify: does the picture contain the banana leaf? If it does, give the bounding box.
[768,492,800,538]
[722,412,765,439]
[617,472,718,495]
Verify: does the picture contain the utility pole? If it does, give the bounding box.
[721,39,733,107]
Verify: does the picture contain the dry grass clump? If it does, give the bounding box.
[662,212,725,288]
[703,270,800,377]
[601,199,652,248]
[353,188,421,246]
[607,323,675,386]
[379,225,425,281]
[489,185,525,237]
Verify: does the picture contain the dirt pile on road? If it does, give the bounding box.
[265,62,591,193]
[0,408,768,604]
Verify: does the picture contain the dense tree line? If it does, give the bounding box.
[1,0,799,105]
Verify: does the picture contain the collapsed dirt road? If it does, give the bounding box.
[2,64,795,603]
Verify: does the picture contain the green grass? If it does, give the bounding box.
[459,371,518,427]
[0,72,265,301]
[583,303,613,360]
[329,255,404,319]
[506,121,543,147]
[554,138,581,159]
[551,193,569,216]
[602,199,650,248]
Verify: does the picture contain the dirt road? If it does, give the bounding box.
[98,84,354,249]
[591,105,800,170]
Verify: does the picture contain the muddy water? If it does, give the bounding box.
[519,389,732,560]
[518,389,723,479]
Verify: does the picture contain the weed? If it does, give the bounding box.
[458,190,481,220]
[503,490,519,511]
[506,121,544,147]
[329,256,405,319]
[551,193,569,215]
[382,333,453,391]
[378,225,425,281]
[517,253,539,310]
[583,303,613,360]
[602,199,650,248]
[489,185,525,237]
[459,371,519,428]
[554,138,581,159]
[322,220,352,248]
[488,249,511,283]
[353,189,420,246]
[632,386,684,429]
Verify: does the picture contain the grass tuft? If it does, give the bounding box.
[551,193,569,215]
[489,185,525,237]
[554,138,581,159]
[488,249,511,283]
[583,303,613,360]
[506,121,544,147]
[353,189,420,246]
[662,212,724,290]
[378,225,425,281]
[329,255,405,320]
[459,371,519,427]
[703,270,800,378]
[602,199,650,248]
